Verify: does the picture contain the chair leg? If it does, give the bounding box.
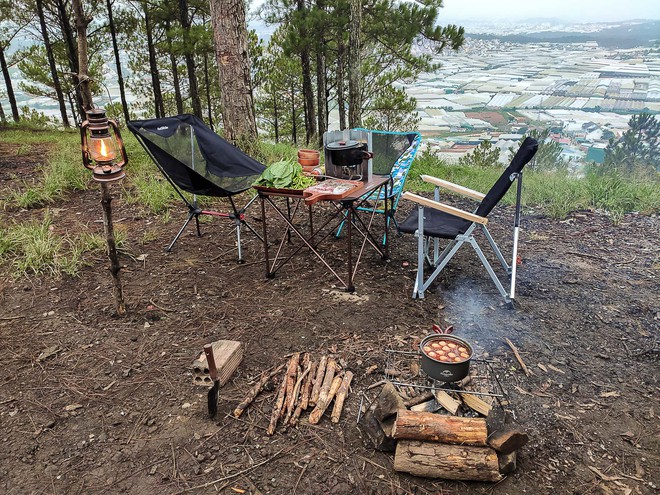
[469,238,510,303]
[482,225,510,273]
[236,220,244,263]
[167,210,197,252]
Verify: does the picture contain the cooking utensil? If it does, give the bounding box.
[204,344,219,418]
[325,140,371,167]
[419,332,472,383]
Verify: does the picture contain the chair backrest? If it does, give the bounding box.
[128,114,265,196]
[475,137,538,218]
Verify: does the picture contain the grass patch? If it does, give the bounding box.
[408,151,660,218]
[0,212,113,279]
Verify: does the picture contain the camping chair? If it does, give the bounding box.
[128,114,266,262]
[329,129,422,244]
[398,137,538,305]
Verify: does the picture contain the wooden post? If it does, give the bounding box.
[394,440,502,482]
[100,183,126,315]
[392,410,488,446]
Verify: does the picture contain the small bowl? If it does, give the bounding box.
[298,149,320,160]
[298,157,320,167]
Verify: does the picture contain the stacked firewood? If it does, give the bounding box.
[233,353,353,434]
[359,381,528,482]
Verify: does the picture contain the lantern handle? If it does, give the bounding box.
[108,119,129,168]
[80,119,95,171]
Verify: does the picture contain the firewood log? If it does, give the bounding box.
[394,440,502,482]
[233,363,285,418]
[459,393,492,416]
[280,353,300,420]
[498,451,517,474]
[300,360,317,410]
[392,410,488,446]
[433,390,460,415]
[488,428,529,454]
[403,391,434,408]
[285,356,311,425]
[331,371,353,423]
[267,373,288,435]
[309,375,342,424]
[309,355,328,407]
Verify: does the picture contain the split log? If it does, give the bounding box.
[358,409,396,452]
[281,353,300,420]
[403,391,433,408]
[394,440,502,482]
[498,451,517,474]
[410,399,440,413]
[433,390,460,415]
[309,375,342,424]
[284,355,310,425]
[309,355,328,407]
[267,373,288,435]
[331,371,353,423]
[460,393,492,416]
[233,363,285,418]
[488,428,529,454]
[392,410,488,446]
[373,381,405,423]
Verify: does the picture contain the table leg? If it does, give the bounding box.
[260,195,273,279]
[347,206,354,292]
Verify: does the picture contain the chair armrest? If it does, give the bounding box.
[402,192,488,225]
[420,175,485,201]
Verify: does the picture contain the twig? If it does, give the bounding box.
[293,463,308,495]
[173,448,285,493]
[504,338,532,377]
[366,379,386,390]
[0,315,24,320]
[148,299,176,313]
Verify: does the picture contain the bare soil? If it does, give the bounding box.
[0,145,658,495]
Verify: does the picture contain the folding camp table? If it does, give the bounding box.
[255,176,390,292]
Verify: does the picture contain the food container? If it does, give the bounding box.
[325,140,370,167]
[298,157,320,167]
[298,149,320,160]
[419,334,473,382]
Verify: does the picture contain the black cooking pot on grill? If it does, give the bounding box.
[326,140,370,167]
[419,327,473,382]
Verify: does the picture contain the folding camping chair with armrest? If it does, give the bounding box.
[128,114,266,262]
[330,129,422,244]
[398,137,538,306]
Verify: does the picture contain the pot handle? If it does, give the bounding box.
[431,324,454,335]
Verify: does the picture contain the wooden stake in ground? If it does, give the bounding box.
[309,375,342,425]
[330,371,353,423]
[267,372,288,435]
[392,410,488,446]
[233,364,285,418]
[504,338,531,377]
[100,183,126,315]
[309,355,328,407]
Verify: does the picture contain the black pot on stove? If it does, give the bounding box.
[325,139,370,167]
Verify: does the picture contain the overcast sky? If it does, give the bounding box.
[439,0,660,23]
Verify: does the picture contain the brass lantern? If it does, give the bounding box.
[80,108,128,182]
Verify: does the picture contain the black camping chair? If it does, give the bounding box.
[128,115,266,262]
[398,137,538,305]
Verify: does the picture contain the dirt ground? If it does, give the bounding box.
[0,142,658,495]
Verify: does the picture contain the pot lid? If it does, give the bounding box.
[326,139,364,151]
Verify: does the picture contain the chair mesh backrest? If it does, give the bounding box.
[128,114,265,197]
[475,137,538,218]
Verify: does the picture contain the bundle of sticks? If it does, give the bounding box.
[232,353,353,435]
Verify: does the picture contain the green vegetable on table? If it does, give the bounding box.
[253,159,317,190]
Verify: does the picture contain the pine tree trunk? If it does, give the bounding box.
[37,0,70,127]
[296,0,316,144]
[290,84,297,144]
[72,0,93,110]
[203,52,214,128]
[106,0,129,123]
[55,0,85,121]
[165,20,184,115]
[179,0,202,118]
[273,92,279,143]
[316,0,327,146]
[209,0,257,144]
[337,41,346,130]
[143,4,164,118]
[0,43,20,122]
[348,0,362,128]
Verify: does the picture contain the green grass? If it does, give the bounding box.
[0,212,113,278]
[408,150,660,219]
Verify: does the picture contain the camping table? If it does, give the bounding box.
[255,176,390,292]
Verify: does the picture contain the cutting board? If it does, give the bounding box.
[303,179,363,205]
